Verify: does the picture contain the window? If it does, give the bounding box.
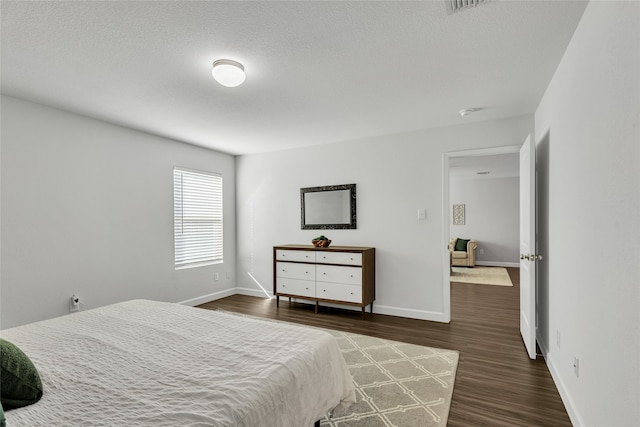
[173,167,223,269]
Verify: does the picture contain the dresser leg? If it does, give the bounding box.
[315,301,319,314]
[370,303,373,314]
[276,296,279,308]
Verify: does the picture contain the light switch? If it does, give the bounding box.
[417,209,427,220]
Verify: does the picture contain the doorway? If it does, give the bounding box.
[442,146,521,322]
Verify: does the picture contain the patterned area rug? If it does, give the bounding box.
[451,266,513,286]
[217,310,459,427]
[320,330,458,427]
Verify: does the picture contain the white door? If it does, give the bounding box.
[520,134,538,360]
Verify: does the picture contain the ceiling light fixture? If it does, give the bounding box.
[211,59,246,88]
[459,108,479,117]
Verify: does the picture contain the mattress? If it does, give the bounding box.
[1,299,355,426]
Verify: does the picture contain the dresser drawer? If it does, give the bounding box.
[317,282,362,303]
[316,265,361,285]
[275,250,316,263]
[275,262,315,281]
[276,278,315,298]
[316,251,362,266]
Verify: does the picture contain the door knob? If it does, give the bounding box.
[521,254,543,261]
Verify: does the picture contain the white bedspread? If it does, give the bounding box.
[1,300,355,426]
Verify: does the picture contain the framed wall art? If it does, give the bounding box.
[453,204,465,225]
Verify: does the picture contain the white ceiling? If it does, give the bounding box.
[0,1,588,156]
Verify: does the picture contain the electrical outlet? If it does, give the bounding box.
[479,249,485,255]
[417,209,427,220]
[214,272,220,281]
[573,357,579,378]
[70,294,80,313]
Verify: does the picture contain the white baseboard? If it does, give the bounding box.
[181,289,448,323]
[235,287,272,299]
[476,261,520,268]
[374,304,448,322]
[274,298,447,323]
[181,287,273,307]
[178,288,237,307]
[537,332,584,427]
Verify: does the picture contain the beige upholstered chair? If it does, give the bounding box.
[449,238,478,267]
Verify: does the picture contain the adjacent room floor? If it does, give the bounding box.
[198,267,571,426]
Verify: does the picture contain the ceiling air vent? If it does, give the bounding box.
[446,0,491,15]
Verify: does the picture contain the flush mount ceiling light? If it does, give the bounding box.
[211,59,246,88]
[459,108,479,117]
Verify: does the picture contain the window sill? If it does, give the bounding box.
[175,260,223,271]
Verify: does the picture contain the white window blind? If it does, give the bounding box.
[173,167,223,269]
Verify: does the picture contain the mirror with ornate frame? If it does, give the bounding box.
[300,184,356,230]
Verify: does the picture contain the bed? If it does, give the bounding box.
[0,299,355,426]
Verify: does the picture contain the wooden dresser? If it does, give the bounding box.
[273,245,375,318]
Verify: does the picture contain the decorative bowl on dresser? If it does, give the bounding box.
[273,244,375,319]
[311,239,331,247]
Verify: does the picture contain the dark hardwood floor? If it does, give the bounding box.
[198,267,571,426]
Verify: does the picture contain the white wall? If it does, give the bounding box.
[0,96,237,328]
[235,114,533,321]
[534,2,640,426]
[449,177,519,266]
